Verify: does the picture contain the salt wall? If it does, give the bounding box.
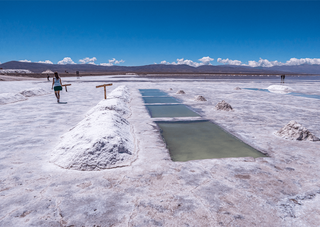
[50,85,135,171]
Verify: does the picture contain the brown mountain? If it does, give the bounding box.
[0,60,317,75]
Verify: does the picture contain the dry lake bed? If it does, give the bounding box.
[1,75,320,226]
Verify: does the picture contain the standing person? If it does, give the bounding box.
[47,74,50,81]
[52,72,63,103]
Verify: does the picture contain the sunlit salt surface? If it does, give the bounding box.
[243,88,320,100]
[156,121,265,162]
[146,104,200,118]
[143,97,180,104]
[139,89,168,97]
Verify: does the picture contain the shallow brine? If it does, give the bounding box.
[156,120,265,162]
[146,104,200,118]
[139,89,168,97]
[143,97,180,104]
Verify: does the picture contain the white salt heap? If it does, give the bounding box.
[275,120,319,141]
[20,88,49,97]
[0,88,50,105]
[51,85,135,171]
[194,95,207,101]
[215,100,233,111]
[235,87,241,90]
[0,93,27,105]
[267,85,294,94]
[0,69,33,74]
[176,90,186,94]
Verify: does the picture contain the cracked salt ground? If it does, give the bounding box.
[1,75,320,226]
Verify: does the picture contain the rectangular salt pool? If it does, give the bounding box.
[156,121,265,161]
[139,89,168,97]
[143,97,180,104]
[146,104,200,118]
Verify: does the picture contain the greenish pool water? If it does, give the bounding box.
[156,121,265,161]
[139,89,168,97]
[143,97,180,104]
[146,104,200,118]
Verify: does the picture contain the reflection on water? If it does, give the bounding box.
[139,89,168,97]
[146,104,200,118]
[157,121,265,162]
[143,97,180,104]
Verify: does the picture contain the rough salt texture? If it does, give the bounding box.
[275,120,319,141]
[20,88,49,97]
[215,100,233,111]
[85,86,130,117]
[51,86,135,171]
[0,93,27,105]
[194,95,207,101]
[2,76,320,226]
[235,87,241,90]
[176,90,186,94]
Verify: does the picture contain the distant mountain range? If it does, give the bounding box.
[0,61,319,75]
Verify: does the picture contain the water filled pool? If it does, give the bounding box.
[143,97,180,104]
[146,104,200,118]
[156,120,265,161]
[139,89,168,97]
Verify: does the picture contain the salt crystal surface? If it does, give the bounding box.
[275,120,319,141]
[51,85,135,171]
[194,95,207,101]
[215,100,233,111]
[0,93,27,105]
[20,88,49,97]
[267,85,294,94]
[176,90,186,94]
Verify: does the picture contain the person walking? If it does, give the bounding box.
[52,72,63,103]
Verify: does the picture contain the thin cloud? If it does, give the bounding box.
[100,58,125,66]
[79,57,97,64]
[216,57,320,67]
[160,56,214,67]
[217,58,242,66]
[57,57,76,65]
[38,60,53,64]
[19,59,31,63]
[244,58,320,67]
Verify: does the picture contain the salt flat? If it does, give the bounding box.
[1,75,320,226]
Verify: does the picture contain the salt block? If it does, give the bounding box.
[215,100,233,111]
[275,120,319,141]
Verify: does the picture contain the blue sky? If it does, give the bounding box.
[1,1,320,67]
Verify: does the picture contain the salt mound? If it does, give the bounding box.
[194,95,207,101]
[85,86,130,117]
[176,90,185,94]
[215,100,233,111]
[108,85,130,100]
[86,98,129,117]
[20,88,49,97]
[51,86,135,171]
[267,85,294,94]
[235,87,241,90]
[0,93,27,105]
[275,120,319,141]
